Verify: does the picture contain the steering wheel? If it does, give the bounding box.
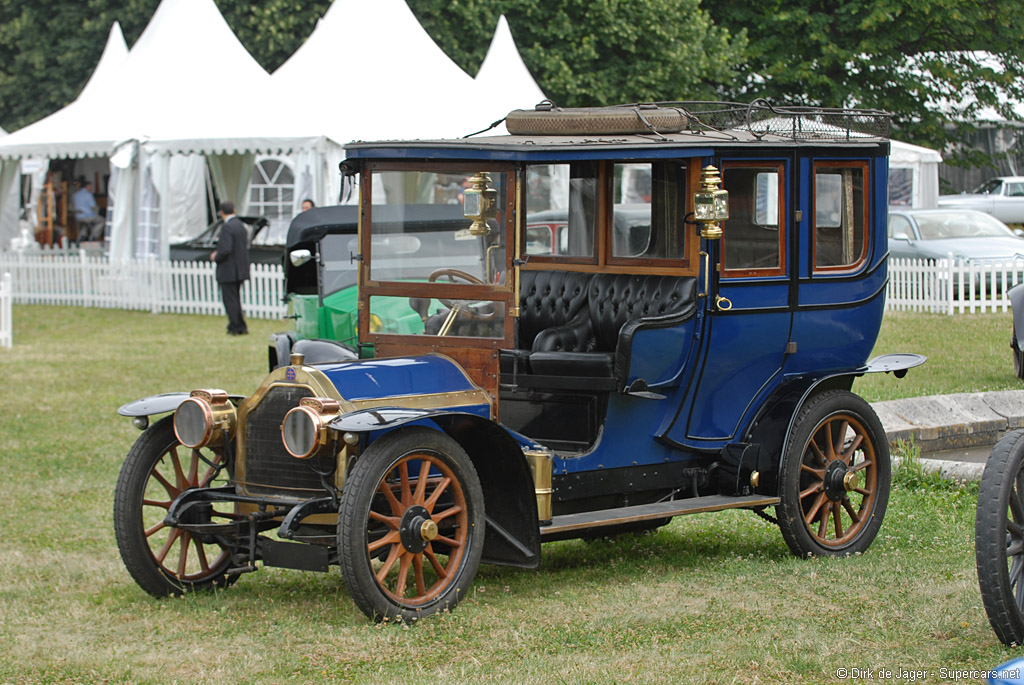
[427,268,495,321]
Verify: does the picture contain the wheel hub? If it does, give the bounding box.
[824,460,855,501]
[398,505,436,553]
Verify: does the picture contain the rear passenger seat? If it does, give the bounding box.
[504,270,698,391]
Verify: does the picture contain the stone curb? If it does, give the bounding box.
[891,456,985,482]
[872,390,1024,454]
[872,390,1024,483]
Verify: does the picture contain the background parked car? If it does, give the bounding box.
[169,215,282,264]
[937,176,1024,226]
[888,208,1024,263]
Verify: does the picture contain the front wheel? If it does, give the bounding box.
[113,416,237,596]
[777,390,890,557]
[976,430,1024,645]
[338,427,485,622]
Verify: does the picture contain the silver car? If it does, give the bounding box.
[937,176,1024,225]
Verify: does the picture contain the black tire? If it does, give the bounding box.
[113,416,237,596]
[338,427,485,622]
[976,429,1024,645]
[1012,335,1024,380]
[777,390,890,557]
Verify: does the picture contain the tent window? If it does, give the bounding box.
[249,157,295,241]
[888,168,913,207]
[136,167,160,259]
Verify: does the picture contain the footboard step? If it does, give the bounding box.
[540,494,780,537]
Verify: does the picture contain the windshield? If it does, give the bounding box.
[973,179,1003,195]
[368,171,509,284]
[914,211,1016,240]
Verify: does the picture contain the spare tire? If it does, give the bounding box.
[506,104,688,136]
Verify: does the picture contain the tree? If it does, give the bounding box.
[707,0,1024,166]
[410,0,747,107]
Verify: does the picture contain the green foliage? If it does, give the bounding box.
[410,0,747,106]
[707,0,1024,164]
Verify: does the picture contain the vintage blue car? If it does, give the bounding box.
[114,101,923,622]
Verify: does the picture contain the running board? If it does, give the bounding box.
[540,494,780,538]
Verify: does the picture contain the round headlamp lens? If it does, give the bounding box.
[282,407,319,459]
[174,398,212,448]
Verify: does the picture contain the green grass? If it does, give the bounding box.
[0,305,1018,683]
[855,310,1020,401]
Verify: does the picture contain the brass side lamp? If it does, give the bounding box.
[463,171,498,236]
[694,165,729,240]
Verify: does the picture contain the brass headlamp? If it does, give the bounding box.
[694,165,729,240]
[281,397,343,459]
[173,389,237,449]
[462,171,498,236]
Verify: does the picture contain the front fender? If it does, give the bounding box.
[117,392,191,418]
[330,407,542,569]
[117,392,246,418]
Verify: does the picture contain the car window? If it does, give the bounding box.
[889,214,913,239]
[525,163,596,258]
[975,179,1003,194]
[1009,183,1024,197]
[610,162,685,260]
[915,211,1016,239]
[814,162,868,271]
[721,162,786,275]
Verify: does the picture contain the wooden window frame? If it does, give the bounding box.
[720,161,787,279]
[520,159,699,277]
[812,160,870,274]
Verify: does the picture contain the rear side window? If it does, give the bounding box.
[814,161,868,271]
[721,162,786,276]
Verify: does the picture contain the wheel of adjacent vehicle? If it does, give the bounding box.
[1013,335,1024,380]
[338,427,485,622]
[113,416,237,596]
[976,430,1024,645]
[777,390,890,557]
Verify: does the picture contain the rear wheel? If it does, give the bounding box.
[976,430,1024,645]
[777,390,890,557]
[339,428,484,622]
[113,416,237,596]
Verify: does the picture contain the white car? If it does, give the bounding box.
[938,176,1024,225]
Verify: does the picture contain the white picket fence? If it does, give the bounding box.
[0,249,287,320]
[1,248,1021,320]
[887,257,1024,314]
[0,272,12,348]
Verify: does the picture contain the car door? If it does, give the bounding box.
[662,158,793,446]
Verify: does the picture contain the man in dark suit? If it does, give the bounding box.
[210,200,250,335]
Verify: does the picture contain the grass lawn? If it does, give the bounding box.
[0,305,1019,683]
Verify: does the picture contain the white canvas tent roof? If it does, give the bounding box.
[272,0,541,143]
[473,15,546,133]
[0,0,334,161]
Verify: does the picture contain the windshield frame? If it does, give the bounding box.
[357,160,517,352]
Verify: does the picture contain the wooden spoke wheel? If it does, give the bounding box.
[339,427,484,622]
[977,430,1024,645]
[114,416,237,596]
[778,390,890,557]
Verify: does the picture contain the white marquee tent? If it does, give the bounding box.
[473,16,547,135]
[0,0,342,260]
[272,0,545,143]
[0,0,549,258]
[890,139,943,208]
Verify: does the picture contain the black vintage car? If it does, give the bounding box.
[169,215,282,264]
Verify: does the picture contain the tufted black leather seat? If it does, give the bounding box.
[504,270,698,389]
[501,270,593,374]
